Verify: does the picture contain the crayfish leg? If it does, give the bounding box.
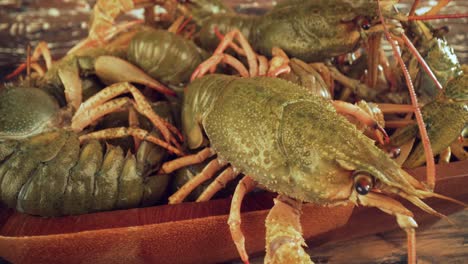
[396,215,418,264]
[365,33,383,89]
[58,65,83,111]
[72,97,134,132]
[190,53,249,81]
[228,176,256,264]
[168,158,226,204]
[267,47,291,77]
[196,166,239,202]
[79,127,183,156]
[72,82,182,150]
[167,15,193,34]
[265,195,313,264]
[6,41,52,80]
[331,101,389,145]
[192,28,259,80]
[356,190,421,264]
[159,147,215,174]
[68,20,143,55]
[128,106,141,150]
[213,29,258,77]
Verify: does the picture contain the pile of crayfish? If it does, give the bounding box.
[0,0,466,263]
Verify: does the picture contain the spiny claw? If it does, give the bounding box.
[265,196,313,264]
[95,56,176,96]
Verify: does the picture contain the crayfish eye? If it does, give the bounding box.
[361,20,371,30]
[353,173,374,195]
[356,16,372,30]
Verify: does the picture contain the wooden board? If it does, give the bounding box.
[0,161,466,263]
[0,188,353,264]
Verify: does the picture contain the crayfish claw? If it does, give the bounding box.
[265,196,313,264]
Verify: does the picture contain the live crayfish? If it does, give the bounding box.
[0,0,240,217]
[7,25,208,95]
[161,1,467,263]
[186,0,468,184]
[164,48,464,264]
[193,0,398,61]
[0,92,176,216]
[387,20,468,168]
[0,1,203,216]
[0,72,184,216]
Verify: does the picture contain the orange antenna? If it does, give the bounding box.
[408,13,468,20]
[377,0,436,189]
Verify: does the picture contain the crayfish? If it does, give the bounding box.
[163,0,468,263]
[0,0,201,216]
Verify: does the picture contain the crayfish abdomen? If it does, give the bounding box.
[0,129,171,217]
[128,29,208,87]
[0,85,175,217]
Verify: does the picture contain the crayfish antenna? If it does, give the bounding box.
[416,190,468,208]
[377,0,436,190]
[424,0,451,16]
[393,191,460,228]
[399,34,444,91]
[408,13,468,20]
[408,0,420,16]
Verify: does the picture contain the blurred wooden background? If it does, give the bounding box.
[307,210,467,264]
[0,0,467,73]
